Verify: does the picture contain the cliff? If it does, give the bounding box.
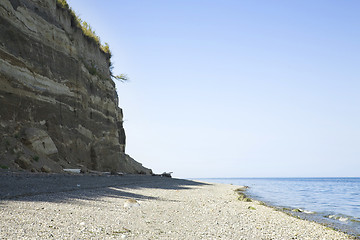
[0,0,152,174]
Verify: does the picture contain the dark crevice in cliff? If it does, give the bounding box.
[8,0,20,11]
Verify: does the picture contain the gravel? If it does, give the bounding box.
[0,172,354,239]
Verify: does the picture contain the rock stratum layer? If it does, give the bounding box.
[0,0,151,174]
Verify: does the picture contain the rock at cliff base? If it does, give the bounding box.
[15,156,32,170]
[22,128,58,156]
[40,165,52,173]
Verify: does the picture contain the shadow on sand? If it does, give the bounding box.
[0,172,211,203]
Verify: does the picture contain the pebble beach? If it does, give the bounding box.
[0,173,355,239]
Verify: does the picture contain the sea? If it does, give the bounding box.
[196,178,360,237]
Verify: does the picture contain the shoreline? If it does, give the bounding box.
[0,173,357,239]
[233,186,360,239]
[196,177,360,238]
[261,200,360,239]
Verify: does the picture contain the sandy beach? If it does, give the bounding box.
[0,172,354,239]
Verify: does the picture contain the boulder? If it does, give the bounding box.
[40,165,52,173]
[15,156,32,170]
[80,166,88,174]
[23,128,58,156]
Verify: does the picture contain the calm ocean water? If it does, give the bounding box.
[196,178,360,237]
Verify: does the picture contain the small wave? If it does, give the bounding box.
[291,208,315,214]
[325,214,350,222]
[303,210,315,214]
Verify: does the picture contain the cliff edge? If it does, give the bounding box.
[0,0,152,174]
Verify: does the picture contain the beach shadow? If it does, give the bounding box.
[0,172,210,204]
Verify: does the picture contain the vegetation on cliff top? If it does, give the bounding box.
[56,0,128,81]
[56,0,111,56]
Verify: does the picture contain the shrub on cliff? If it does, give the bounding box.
[113,74,129,82]
[56,0,130,82]
[56,0,110,56]
[101,42,111,56]
[56,0,69,9]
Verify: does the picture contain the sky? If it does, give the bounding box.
[66,0,360,178]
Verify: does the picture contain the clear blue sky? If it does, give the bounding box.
[67,0,359,178]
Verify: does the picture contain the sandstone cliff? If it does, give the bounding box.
[0,0,152,174]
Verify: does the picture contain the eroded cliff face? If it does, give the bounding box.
[0,0,151,174]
